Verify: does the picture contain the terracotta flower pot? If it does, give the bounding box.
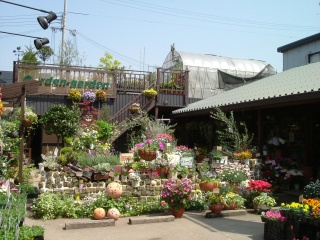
[199,182,218,191]
[209,203,225,214]
[172,206,185,218]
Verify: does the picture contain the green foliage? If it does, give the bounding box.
[303,180,320,198]
[94,120,112,141]
[21,45,39,65]
[0,193,27,239]
[40,105,80,146]
[19,225,44,239]
[210,107,253,154]
[19,164,36,194]
[58,147,79,166]
[57,39,86,66]
[36,45,54,64]
[77,153,119,168]
[31,192,62,220]
[99,52,122,69]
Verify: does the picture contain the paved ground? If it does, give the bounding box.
[24,191,302,240]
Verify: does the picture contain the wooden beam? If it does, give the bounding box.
[2,80,39,101]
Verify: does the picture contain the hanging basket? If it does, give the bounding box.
[129,107,140,114]
[144,94,156,99]
[138,149,157,161]
[22,119,33,127]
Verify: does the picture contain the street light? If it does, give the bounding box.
[0,31,50,50]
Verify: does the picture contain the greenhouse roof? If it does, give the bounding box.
[177,51,271,72]
[172,61,320,116]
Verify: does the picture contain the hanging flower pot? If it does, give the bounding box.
[138,149,157,161]
[22,119,33,127]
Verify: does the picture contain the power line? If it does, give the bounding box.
[76,31,149,68]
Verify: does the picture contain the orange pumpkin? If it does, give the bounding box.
[93,208,106,220]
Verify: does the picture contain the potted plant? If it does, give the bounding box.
[95,89,107,101]
[82,91,96,102]
[142,89,157,99]
[210,149,223,163]
[252,193,276,211]
[198,161,219,191]
[215,163,251,192]
[129,103,140,113]
[67,88,82,103]
[135,138,165,161]
[222,192,246,210]
[160,178,194,218]
[206,192,225,214]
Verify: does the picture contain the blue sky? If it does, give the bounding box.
[1,0,319,73]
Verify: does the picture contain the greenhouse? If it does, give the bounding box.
[162,50,277,99]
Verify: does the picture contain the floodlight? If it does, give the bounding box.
[34,38,49,50]
[37,11,57,30]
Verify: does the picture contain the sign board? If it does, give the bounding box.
[180,157,194,167]
[119,153,134,164]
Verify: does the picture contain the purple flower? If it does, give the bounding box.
[82,91,96,101]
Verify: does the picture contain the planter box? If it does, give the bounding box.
[93,172,109,181]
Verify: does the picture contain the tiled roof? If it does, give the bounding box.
[0,71,13,84]
[172,62,320,115]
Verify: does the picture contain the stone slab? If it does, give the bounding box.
[129,215,175,225]
[65,219,115,230]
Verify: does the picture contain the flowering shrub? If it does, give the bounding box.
[0,180,20,194]
[143,89,157,98]
[95,89,107,101]
[261,210,287,222]
[160,178,194,209]
[252,194,276,207]
[82,91,96,102]
[216,163,251,183]
[280,201,310,216]
[206,192,225,205]
[260,157,299,186]
[155,157,169,168]
[67,88,82,103]
[175,145,194,157]
[303,180,320,198]
[223,192,246,209]
[136,138,165,151]
[240,151,252,159]
[246,179,272,193]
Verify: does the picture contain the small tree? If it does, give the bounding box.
[210,107,253,154]
[37,46,54,64]
[99,52,122,69]
[40,105,81,147]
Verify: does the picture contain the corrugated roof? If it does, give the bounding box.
[172,61,320,115]
[277,32,320,53]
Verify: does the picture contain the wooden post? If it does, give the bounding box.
[19,85,26,184]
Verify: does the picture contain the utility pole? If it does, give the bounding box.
[60,0,67,65]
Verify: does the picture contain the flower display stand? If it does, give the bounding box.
[138,149,157,161]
